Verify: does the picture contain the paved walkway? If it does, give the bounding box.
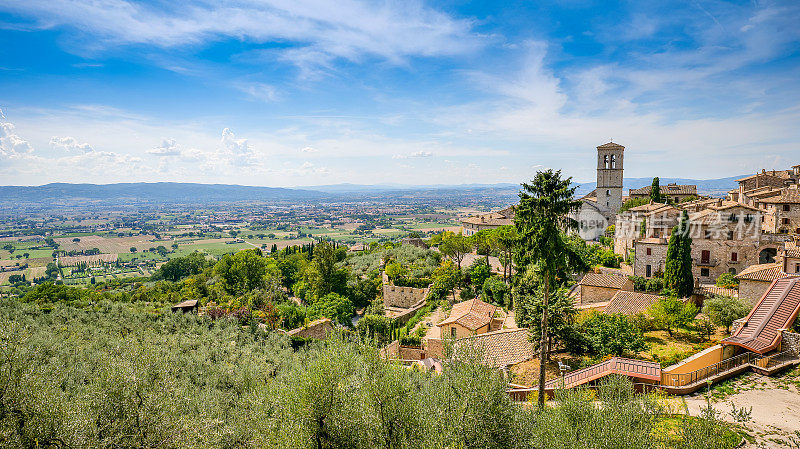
[679,373,800,447]
[423,307,447,339]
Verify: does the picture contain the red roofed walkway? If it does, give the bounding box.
[723,277,800,354]
[507,357,661,400]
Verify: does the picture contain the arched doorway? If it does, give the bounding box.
[759,247,777,264]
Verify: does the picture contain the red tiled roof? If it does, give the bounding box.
[735,263,787,282]
[694,285,739,298]
[437,298,497,331]
[578,272,630,289]
[605,291,662,315]
[597,142,625,149]
[630,184,697,196]
[722,277,800,354]
[760,192,800,204]
[453,329,535,368]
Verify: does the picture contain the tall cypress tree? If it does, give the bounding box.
[650,177,661,203]
[664,210,694,297]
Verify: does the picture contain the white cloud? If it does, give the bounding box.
[49,136,94,153]
[301,146,317,153]
[219,128,258,167]
[147,139,181,156]
[1,0,481,71]
[235,82,278,102]
[0,120,35,159]
[392,150,433,159]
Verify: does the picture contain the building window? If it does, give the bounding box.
[701,268,710,277]
[704,229,712,239]
[782,218,791,225]
[784,204,791,212]
[731,252,737,262]
[728,230,734,240]
[646,248,652,256]
[796,263,800,273]
[729,268,737,275]
[611,154,616,169]
[701,250,710,264]
[451,327,457,339]
[604,155,609,169]
[646,265,652,277]
[606,189,610,196]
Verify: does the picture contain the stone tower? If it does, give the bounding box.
[596,142,624,213]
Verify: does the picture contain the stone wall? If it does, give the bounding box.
[382,338,446,360]
[286,318,334,339]
[780,331,800,355]
[633,240,669,278]
[388,299,427,325]
[738,279,771,305]
[425,338,445,359]
[383,284,430,309]
[578,285,621,305]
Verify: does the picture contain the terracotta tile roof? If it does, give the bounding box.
[627,202,674,213]
[461,209,514,227]
[596,142,625,149]
[453,328,535,368]
[784,248,800,259]
[630,184,697,196]
[708,201,761,212]
[760,192,800,204]
[694,285,739,298]
[736,172,787,182]
[578,272,631,289]
[437,298,497,331]
[722,277,800,354]
[735,263,788,282]
[605,291,662,315]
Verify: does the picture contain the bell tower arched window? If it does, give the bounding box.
[603,155,609,169]
[611,154,616,169]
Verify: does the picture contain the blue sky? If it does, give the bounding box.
[1,0,799,186]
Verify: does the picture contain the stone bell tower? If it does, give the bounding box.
[596,141,624,213]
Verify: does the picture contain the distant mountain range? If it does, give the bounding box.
[0,176,744,209]
[0,182,331,205]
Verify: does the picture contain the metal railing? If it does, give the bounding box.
[753,350,797,369]
[661,352,758,387]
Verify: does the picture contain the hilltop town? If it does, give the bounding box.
[2,142,800,447]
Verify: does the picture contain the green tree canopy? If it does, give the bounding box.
[650,177,661,202]
[703,295,751,333]
[647,295,697,336]
[664,210,694,298]
[154,252,210,282]
[308,292,355,326]
[439,232,472,268]
[214,249,280,295]
[513,169,585,407]
[578,312,647,357]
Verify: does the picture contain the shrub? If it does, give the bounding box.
[703,295,750,333]
[578,312,647,357]
[648,296,698,336]
[714,273,739,289]
[482,277,509,307]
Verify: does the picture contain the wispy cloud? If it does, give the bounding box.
[1,0,482,71]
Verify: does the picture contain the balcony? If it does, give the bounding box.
[694,258,719,267]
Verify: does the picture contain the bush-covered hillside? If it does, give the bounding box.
[0,299,741,449]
